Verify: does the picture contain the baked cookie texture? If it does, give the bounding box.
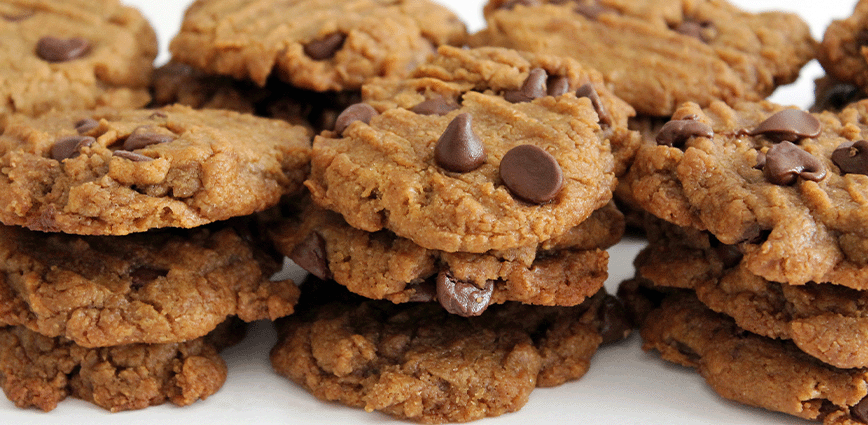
[271,278,630,423]
[471,0,816,117]
[0,0,156,117]
[819,0,868,96]
[308,46,640,253]
[168,0,467,91]
[0,222,299,347]
[0,104,311,235]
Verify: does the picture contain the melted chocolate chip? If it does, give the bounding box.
[832,140,868,175]
[547,76,570,97]
[333,103,377,135]
[434,113,485,173]
[499,144,563,204]
[75,118,99,134]
[575,83,612,127]
[288,232,331,280]
[597,295,632,344]
[51,136,95,161]
[113,150,153,162]
[36,36,91,62]
[852,396,868,423]
[129,267,168,290]
[762,141,826,185]
[122,126,176,150]
[504,68,547,103]
[303,32,346,60]
[753,150,766,170]
[655,119,713,148]
[410,96,460,116]
[435,270,493,317]
[749,109,821,143]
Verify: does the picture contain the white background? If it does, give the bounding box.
[3,1,857,424]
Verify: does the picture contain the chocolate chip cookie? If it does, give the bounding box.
[0,104,311,235]
[168,0,467,91]
[471,0,816,117]
[0,0,156,117]
[270,278,630,423]
[818,0,868,98]
[307,46,639,253]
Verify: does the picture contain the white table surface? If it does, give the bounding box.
[3,1,858,424]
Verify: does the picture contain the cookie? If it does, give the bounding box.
[0,221,300,347]
[168,0,467,91]
[811,76,867,113]
[623,99,868,288]
[639,290,868,425]
[307,46,640,253]
[818,0,868,97]
[0,104,311,235]
[270,278,630,423]
[0,320,240,412]
[471,0,816,117]
[271,197,621,312]
[0,0,156,117]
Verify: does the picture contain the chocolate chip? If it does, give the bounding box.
[122,126,176,150]
[575,83,612,127]
[504,68,547,103]
[288,232,331,280]
[673,20,714,43]
[655,119,713,147]
[597,295,632,344]
[832,140,868,175]
[51,136,95,161]
[113,150,153,162]
[754,150,766,170]
[498,0,540,10]
[333,103,377,135]
[129,267,168,290]
[762,141,826,185]
[304,33,346,60]
[749,109,821,143]
[36,36,91,62]
[410,96,460,116]
[575,2,616,20]
[852,396,868,423]
[547,76,570,97]
[75,118,99,134]
[434,113,486,173]
[435,270,493,317]
[499,144,563,204]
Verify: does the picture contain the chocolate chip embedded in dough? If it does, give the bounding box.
[504,68,547,103]
[575,83,612,127]
[754,150,766,170]
[113,150,153,162]
[435,270,493,317]
[749,109,821,143]
[499,144,563,204]
[333,103,378,135]
[288,232,331,280]
[546,76,570,97]
[410,96,460,116]
[303,32,346,60]
[762,141,826,185]
[597,295,632,344]
[75,118,99,134]
[655,119,713,148]
[36,36,91,62]
[434,113,486,173]
[51,136,95,161]
[832,140,868,176]
[852,396,868,423]
[122,126,176,150]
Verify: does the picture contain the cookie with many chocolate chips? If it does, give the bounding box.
[270,278,630,423]
[0,221,299,347]
[471,0,816,117]
[308,46,639,253]
[0,104,311,235]
[0,0,156,117]
[818,0,868,98]
[168,0,467,92]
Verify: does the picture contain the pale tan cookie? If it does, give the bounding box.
[0,0,156,117]
[819,0,868,97]
[472,0,816,117]
[0,104,311,235]
[169,0,467,91]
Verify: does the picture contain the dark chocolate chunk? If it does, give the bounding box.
[499,144,563,204]
[655,119,713,148]
[434,113,486,173]
[762,141,826,185]
[597,295,632,344]
[852,396,868,423]
[112,150,153,162]
[129,267,168,290]
[289,232,331,280]
[410,96,460,116]
[51,136,95,161]
[36,36,91,62]
[547,75,570,97]
[303,32,346,60]
[122,126,176,150]
[435,270,493,317]
[333,103,378,135]
[749,109,821,143]
[575,83,612,127]
[504,68,547,103]
[832,140,868,176]
[75,118,99,134]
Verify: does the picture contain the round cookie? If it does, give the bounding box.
[270,278,630,423]
[0,104,311,235]
[168,0,467,92]
[819,0,868,97]
[307,46,640,253]
[471,0,816,117]
[0,0,156,117]
[0,221,300,347]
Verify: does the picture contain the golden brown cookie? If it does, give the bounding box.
[168,0,467,91]
[819,0,868,97]
[0,0,156,117]
[472,0,816,117]
[0,104,311,235]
